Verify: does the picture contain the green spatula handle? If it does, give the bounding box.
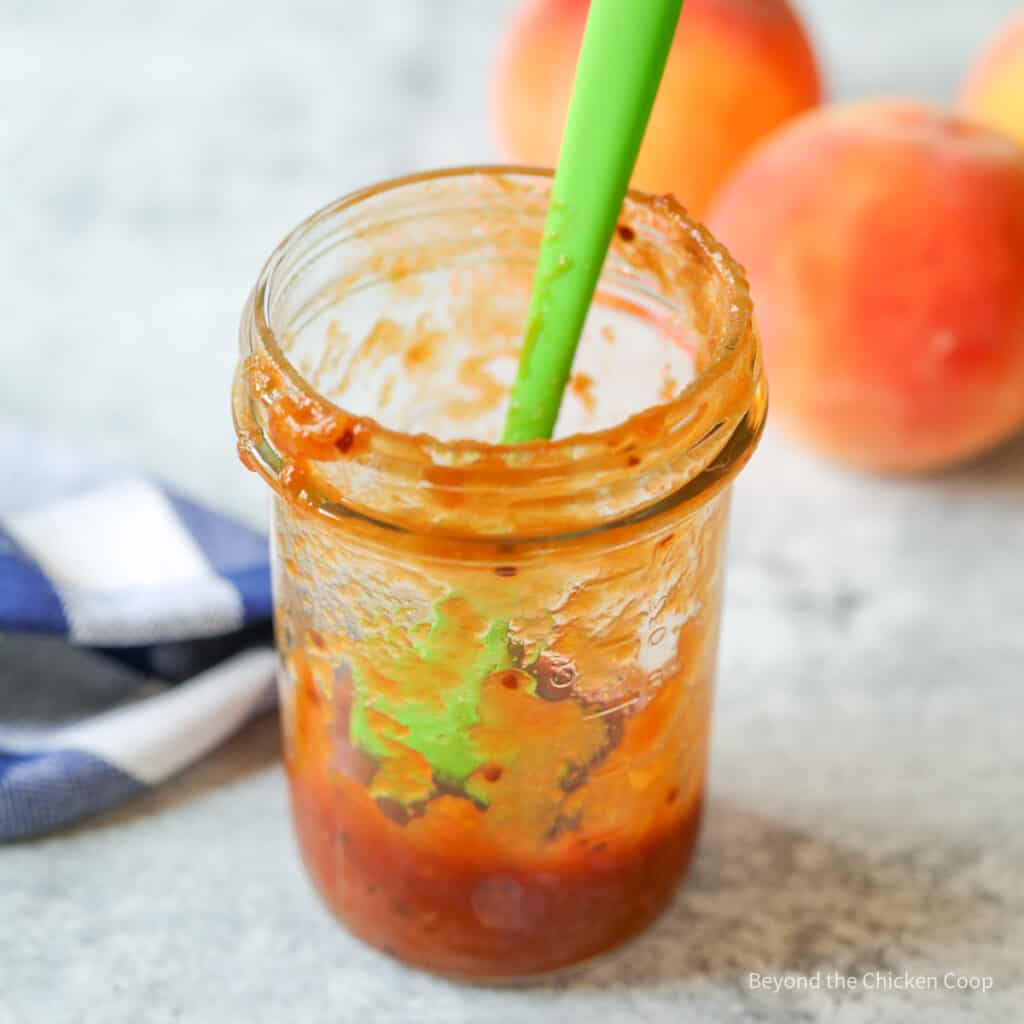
[503,0,685,444]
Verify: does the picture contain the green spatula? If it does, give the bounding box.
[503,0,685,443]
[351,0,685,796]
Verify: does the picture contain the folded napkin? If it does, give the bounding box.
[0,421,276,841]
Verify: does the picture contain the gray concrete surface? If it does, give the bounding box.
[2,2,1023,1021]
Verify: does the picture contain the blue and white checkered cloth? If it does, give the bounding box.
[0,420,277,841]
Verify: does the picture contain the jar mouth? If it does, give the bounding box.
[236,166,766,540]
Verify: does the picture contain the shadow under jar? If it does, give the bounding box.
[233,167,766,980]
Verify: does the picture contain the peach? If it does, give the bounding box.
[961,12,1024,148]
[492,0,822,217]
[706,101,1024,473]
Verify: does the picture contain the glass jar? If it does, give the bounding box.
[233,167,766,980]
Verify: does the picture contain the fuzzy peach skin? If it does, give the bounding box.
[707,101,1024,473]
[961,12,1024,148]
[492,0,821,217]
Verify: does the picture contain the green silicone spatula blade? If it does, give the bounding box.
[503,0,685,443]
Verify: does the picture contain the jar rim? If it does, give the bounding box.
[237,165,766,540]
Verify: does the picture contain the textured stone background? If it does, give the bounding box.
[2,2,1023,1021]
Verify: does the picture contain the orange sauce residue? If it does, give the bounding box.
[286,649,707,978]
[570,372,596,417]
